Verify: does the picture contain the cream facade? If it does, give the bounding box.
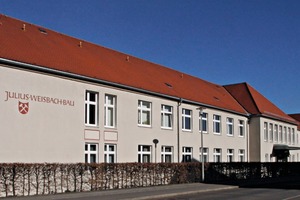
[0,63,249,163]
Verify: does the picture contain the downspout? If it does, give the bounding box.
[177,98,183,163]
[246,117,251,162]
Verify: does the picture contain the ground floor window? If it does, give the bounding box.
[213,148,222,162]
[138,145,151,163]
[182,147,192,162]
[238,149,245,162]
[104,144,116,163]
[227,149,234,162]
[85,143,98,163]
[199,147,208,162]
[161,146,173,163]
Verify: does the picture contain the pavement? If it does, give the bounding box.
[4,183,238,200]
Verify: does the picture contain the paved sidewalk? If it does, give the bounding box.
[4,183,238,200]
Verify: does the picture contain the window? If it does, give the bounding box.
[238,149,245,162]
[138,145,151,163]
[288,128,291,144]
[182,147,192,162]
[161,146,173,163]
[265,153,269,162]
[138,100,151,126]
[182,109,192,131]
[85,143,98,163]
[161,105,173,129]
[85,91,98,126]
[104,95,116,128]
[199,112,208,133]
[264,122,268,141]
[269,123,273,142]
[104,144,116,163]
[238,120,245,137]
[284,127,287,144]
[227,149,234,162]
[292,128,295,144]
[226,118,234,136]
[199,147,208,162]
[274,125,278,142]
[213,148,222,162]
[279,126,283,143]
[213,115,221,134]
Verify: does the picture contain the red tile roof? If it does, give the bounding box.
[224,83,298,125]
[289,114,300,130]
[0,14,247,115]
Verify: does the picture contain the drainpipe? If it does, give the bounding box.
[177,98,182,163]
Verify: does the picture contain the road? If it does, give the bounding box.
[159,188,300,200]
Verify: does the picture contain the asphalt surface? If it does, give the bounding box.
[3,183,237,200]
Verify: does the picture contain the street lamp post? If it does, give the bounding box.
[199,107,206,182]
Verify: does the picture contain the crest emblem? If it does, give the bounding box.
[18,101,29,114]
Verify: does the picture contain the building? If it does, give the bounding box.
[0,14,298,163]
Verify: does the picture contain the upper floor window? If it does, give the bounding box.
[279,126,283,143]
[85,91,98,126]
[284,126,287,143]
[104,144,116,163]
[182,147,192,162]
[182,109,192,131]
[288,127,291,144]
[161,146,173,163]
[238,120,245,137]
[199,112,208,133]
[264,122,268,141]
[138,145,151,163]
[138,100,151,127]
[104,94,116,128]
[292,128,295,144]
[161,105,173,129]
[269,123,273,142]
[274,125,278,142]
[213,115,221,134]
[226,118,234,136]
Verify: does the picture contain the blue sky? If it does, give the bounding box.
[1,0,299,114]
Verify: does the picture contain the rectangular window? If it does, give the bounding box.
[238,149,245,162]
[226,118,234,136]
[284,127,287,144]
[227,149,234,162]
[199,112,208,133]
[213,148,222,162]
[279,126,283,143]
[199,147,208,162]
[182,147,192,162]
[138,100,151,126]
[104,95,116,128]
[292,128,295,144]
[274,125,278,142]
[288,128,291,144]
[161,146,173,163]
[264,122,268,141]
[104,144,116,163]
[182,109,192,131]
[213,115,221,134]
[269,123,273,142]
[138,145,151,163]
[238,120,245,137]
[85,91,98,126]
[161,105,173,129]
[85,143,98,163]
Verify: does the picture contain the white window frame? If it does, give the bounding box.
[226,118,234,136]
[288,127,291,144]
[269,123,273,142]
[182,147,193,162]
[213,115,221,134]
[138,145,151,163]
[264,122,268,141]
[161,146,173,163]
[292,128,295,145]
[274,124,278,142]
[238,149,245,162]
[138,100,152,127]
[182,109,192,131]
[85,143,98,163]
[279,125,283,143]
[238,120,245,137]
[104,144,116,163]
[199,112,208,133]
[213,148,222,162]
[199,147,208,162]
[161,105,173,129]
[284,126,287,144]
[227,149,234,162]
[85,91,98,126]
[104,94,116,128]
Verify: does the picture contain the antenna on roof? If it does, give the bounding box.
[22,24,26,31]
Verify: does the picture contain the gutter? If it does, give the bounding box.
[0,58,249,118]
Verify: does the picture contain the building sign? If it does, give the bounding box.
[4,91,75,115]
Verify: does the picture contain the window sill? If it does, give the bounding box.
[138,124,152,128]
